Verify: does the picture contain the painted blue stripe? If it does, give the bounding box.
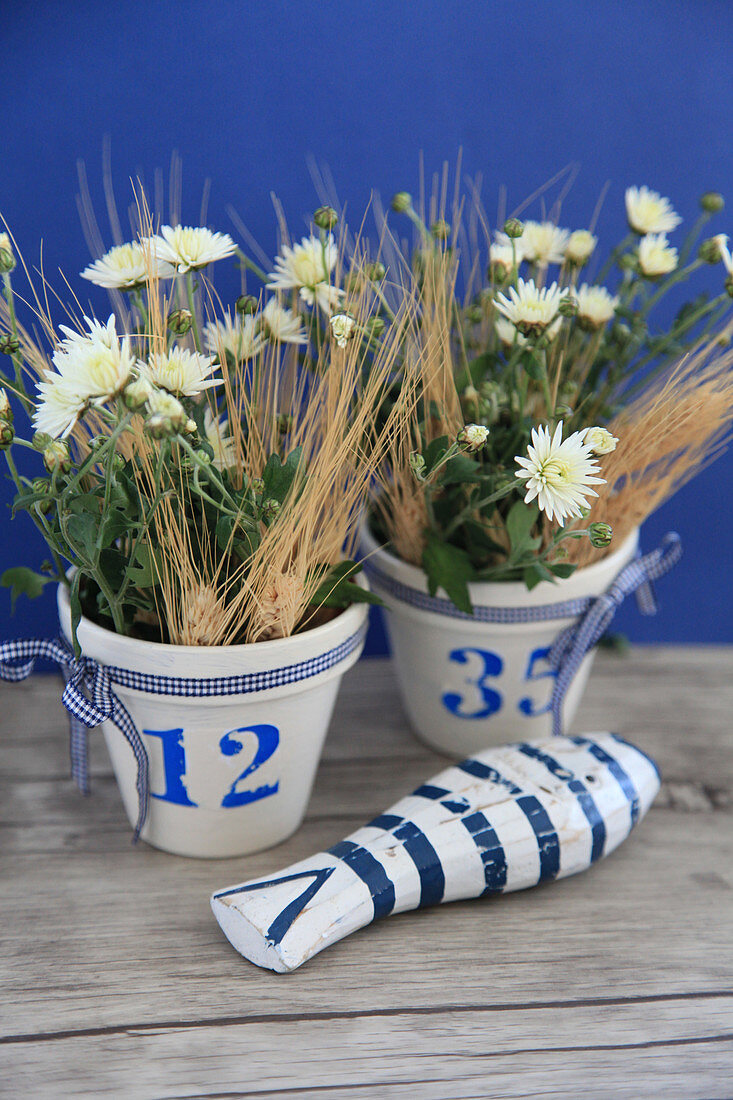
[516,795,561,881]
[461,810,507,894]
[572,735,641,826]
[611,732,661,781]
[369,813,446,908]
[328,839,396,919]
[459,758,559,882]
[214,866,336,947]
[413,784,450,801]
[518,743,606,863]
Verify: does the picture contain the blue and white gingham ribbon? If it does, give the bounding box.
[0,624,367,842]
[364,532,682,737]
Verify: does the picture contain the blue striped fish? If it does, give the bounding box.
[211,732,659,972]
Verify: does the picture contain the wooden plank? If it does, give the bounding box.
[1,648,732,1098]
[3,997,733,1099]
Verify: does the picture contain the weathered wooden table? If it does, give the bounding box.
[2,649,732,1098]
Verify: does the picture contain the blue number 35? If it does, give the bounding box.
[442,646,557,720]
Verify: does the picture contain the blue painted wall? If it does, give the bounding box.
[1,0,731,649]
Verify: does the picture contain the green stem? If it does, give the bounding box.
[185,272,203,353]
[235,248,268,284]
[2,273,33,416]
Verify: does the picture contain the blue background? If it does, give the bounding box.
[1,0,731,650]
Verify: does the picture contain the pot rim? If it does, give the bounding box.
[57,573,369,676]
[360,518,640,609]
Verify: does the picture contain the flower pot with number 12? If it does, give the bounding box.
[57,582,368,858]
[361,524,640,758]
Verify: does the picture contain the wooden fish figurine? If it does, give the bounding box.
[211,732,659,973]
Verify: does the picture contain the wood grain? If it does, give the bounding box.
[1,649,732,1098]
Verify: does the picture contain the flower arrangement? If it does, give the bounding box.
[0,198,415,651]
[369,178,733,611]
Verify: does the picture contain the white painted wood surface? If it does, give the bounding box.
[1,649,732,1098]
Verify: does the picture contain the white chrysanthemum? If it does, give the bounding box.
[583,426,619,455]
[494,278,568,336]
[520,221,571,266]
[151,226,236,274]
[141,346,220,396]
[458,423,490,452]
[625,186,682,235]
[261,298,308,345]
[204,408,238,471]
[713,234,733,275]
[565,230,597,265]
[146,389,187,429]
[34,314,135,438]
[515,422,605,526]
[204,313,265,361]
[490,234,525,273]
[638,233,678,277]
[80,242,174,290]
[576,284,620,328]
[329,312,355,348]
[267,234,344,312]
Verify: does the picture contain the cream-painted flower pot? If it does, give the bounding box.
[57,584,368,858]
[361,525,639,757]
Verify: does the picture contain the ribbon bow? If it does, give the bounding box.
[547,532,683,737]
[0,637,149,840]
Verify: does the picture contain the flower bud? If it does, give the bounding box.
[463,384,479,404]
[589,522,613,548]
[0,420,13,449]
[700,192,724,214]
[553,404,574,420]
[0,388,12,423]
[584,426,618,455]
[365,261,386,282]
[184,418,197,435]
[726,275,733,299]
[32,479,53,513]
[0,232,15,274]
[0,334,20,356]
[276,413,293,436]
[408,451,427,481]
[167,308,193,336]
[251,477,264,496]
[32,431,53,452]
[503,218,524,239]
[558,295,579,318]
[110,453,125,473]
[147,389,187,431]
[123,375,154,410]
[145,413,174,439]
[565,230,597,266]
[262,497,281,521]
[457,423,490,453]
[698,237,724,264]
[344,271,363,294]
[390,191,412,214]
[313,206,338,230]
[431,219,450,242]
[43,440,71,474]
[465,304,484,324]
[235,294,258,316]
[329,312,356,348]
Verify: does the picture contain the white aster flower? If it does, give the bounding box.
[261,298,308,345]
[583,426,618,455]
[494,277,568,337]
[204,313,265,362]
[575,284,620,329]
[80,242,174,290]
[267,234,344,312]
[34,314,135,438]
[204,407,238,471]
[637,233,678,277]
[625,186,682,235]
[151,226,236,274]
[457,423,490,452]
[713,234,733,275]
[141,346,220,396]
[329,312,355,348]
[515,422,605,526]
[146,389,187,430]
[490,234,525,273]
[495,316,528,348]
[520,221,571,266]
[565,230,597,266]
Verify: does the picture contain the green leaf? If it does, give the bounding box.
[262,447,304,505]
[126,543,162,589]
[439,452,484,486]
[505,500,539,553]
[69,571,83,656]
[96,510,132,550]
[66,512,100,561]
[0,567,50,611]
[309,561,382,609]
[422,435,450,475]
[548,562,577,579]
[422,533,475,614]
